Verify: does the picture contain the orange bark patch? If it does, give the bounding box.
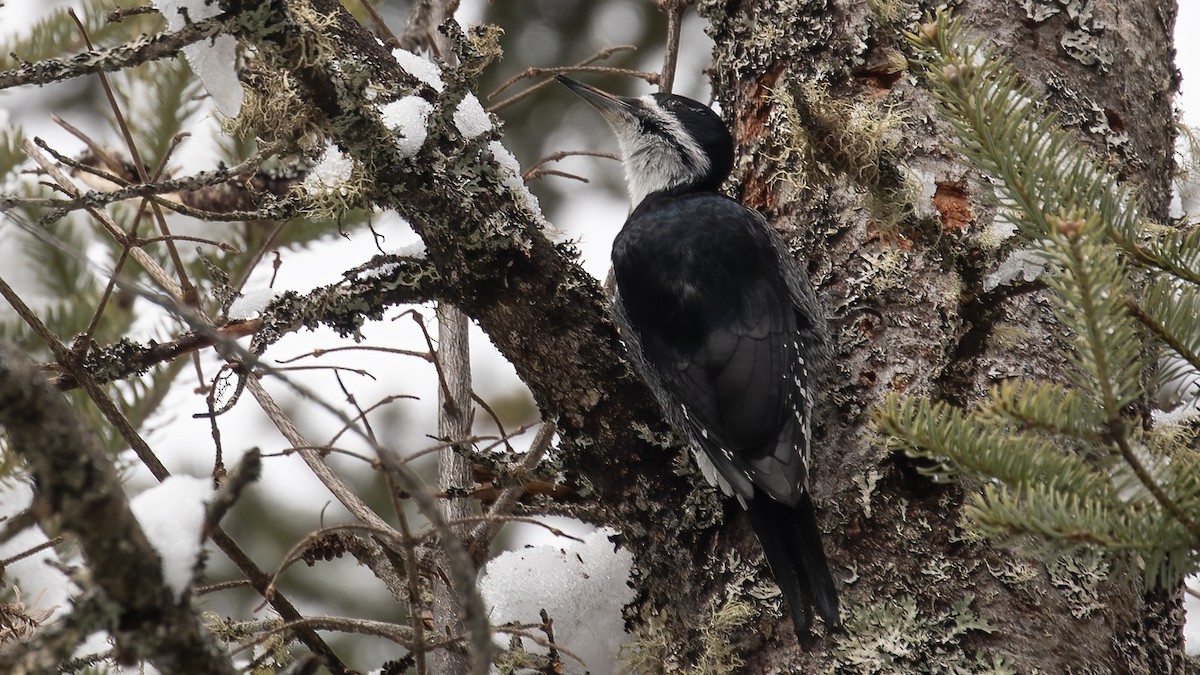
[933,181,973,234]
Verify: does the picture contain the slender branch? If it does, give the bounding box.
[49,252,441,391]
[657,0,691,94]
[468,422,556,557]
[2,142,289,217]
[431,300,475,674]
[0,14,231,90]
[395,502,428,675]
[487,65,658,113]
[77,130,187,356]
[247,376,398,532]
[487,44,637,109]
[236,615,415,653]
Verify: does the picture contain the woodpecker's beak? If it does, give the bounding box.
[556,75,637,126]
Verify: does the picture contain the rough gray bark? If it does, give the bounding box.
[692,0,1183,671]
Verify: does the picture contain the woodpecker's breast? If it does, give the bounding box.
[612,193,771,351]
[611,191,817,505]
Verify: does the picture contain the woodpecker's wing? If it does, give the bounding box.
[612,193,817,506]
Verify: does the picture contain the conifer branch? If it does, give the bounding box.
[879,13,1200,586]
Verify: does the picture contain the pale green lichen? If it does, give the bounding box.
[1047,549,1109,619]
[866,0,919,27]
[494,635,554,673]
[855,248,912,296]
[831,594,1008,674]
[619,597,754,675]
[987,558,1040,590]
[766,81,909,189]
[854,468,882,518]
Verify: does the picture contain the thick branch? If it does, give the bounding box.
[0,342,236,673]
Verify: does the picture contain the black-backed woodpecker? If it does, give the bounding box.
[558,75,841,642]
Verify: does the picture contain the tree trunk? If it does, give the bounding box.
[625,0,1184,670]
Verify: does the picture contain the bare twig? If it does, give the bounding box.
[0,536,64,569]
[262,523,416,606]
[326,393,414,445]
[247,376,398,532]
[361,0,401,49]
[538,608,561,675]
[453,515,582,543]
[395,501,429,675]
[489,64,657,113]
[77,129,189,358]
[657,0,692,94]
[68,9,197,304]
[19,140,184,300]
[277,344,434,364]
[487,44,639,112]
[235,615,415,653]
[522,149,620,183]
[468,422,556,556]
[3,139,288,219]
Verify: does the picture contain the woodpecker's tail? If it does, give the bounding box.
[745,490,841,642]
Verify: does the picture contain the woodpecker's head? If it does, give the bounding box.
[557,75,734,208]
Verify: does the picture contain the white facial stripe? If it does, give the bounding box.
[609,96,711,208]
[638,95,710,174]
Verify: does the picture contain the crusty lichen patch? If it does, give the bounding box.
[830,594,1012,674]
[1047,549,1109,619]
[619,597,755,675]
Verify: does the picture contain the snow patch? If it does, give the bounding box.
[480,528,634,674]
[453,93,491,140]
[152,0,243,116]
[303,142,355,196]
[392,48,445,92]
[488,140,540,213]
[381,96,433,158]
[392,239,427,259]
[356,242,426,280]
[130,476,214,602]
[983,246,1050,291]
[228,288,282,320]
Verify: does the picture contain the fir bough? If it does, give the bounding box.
[875,13,1200,589]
